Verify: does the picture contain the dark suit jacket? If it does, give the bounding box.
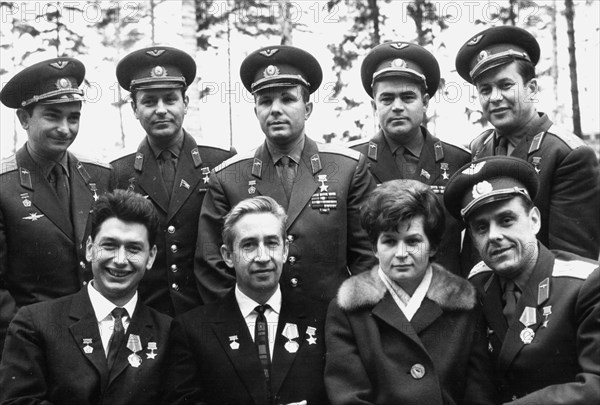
[0,145,112,355]
[195,136,377,303]
[469,245,600,404]
[470,113,600,260]
[0,287,172,404]
[111,131,235,316]
[349,128,475,276]
[162,289,329,405]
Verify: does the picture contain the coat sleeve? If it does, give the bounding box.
[324,301,375,405]
[547,146,600,259]
[0,206,17,359]
[194,171,236,304]
[0,306,55,405]
[345,154,377,275]
[507,268,600,405]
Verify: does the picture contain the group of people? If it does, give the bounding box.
[0,24,598,405]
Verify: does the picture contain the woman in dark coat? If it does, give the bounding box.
[325,179,496,405]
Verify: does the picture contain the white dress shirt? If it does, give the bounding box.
[378,265,433,321]
[235,285,282,358]
[87,281,138,356]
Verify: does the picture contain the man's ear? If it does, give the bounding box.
[220,244,234,269]
[130,99,138,117]
[422,93,430,109]
[85,236,94,262]
[146,245,158,270]
[530,206,541,236]
[16,109,31,130]
[304,101,313,120]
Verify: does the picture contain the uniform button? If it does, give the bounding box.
[171,283,179,291]
[167,225,175,234]
[171,264,178,273]
[410,364,425,380]
[82,281,87,286]
[290,277,299,287]
[79,261,86,269]
[288,256,296,265]
[171,244,178,253]
[287,235,294,242]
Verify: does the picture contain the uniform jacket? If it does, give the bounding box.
[162,289,329,405]
[111,131,235,316]
[349,128,474,276]
[0,287,172,405]
[195,136,377,303]
[0,145,112,355]
[470,113,600,259]
[325,265,496,405]
[468,244,600,405]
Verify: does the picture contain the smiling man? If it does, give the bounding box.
[456,26,600,260]
[0,57,113,358]
[196,45,376,304]
[0,190,172,404]
[444,156,600,405]
[164,196,328,404]
[111,46,235,317]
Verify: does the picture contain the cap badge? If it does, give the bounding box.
[472,181,493,199]
[467,34,484,46]
[49,60,69,70]
[146,49,165,57]
[391,58,407,68]
[463,161,486,175]
[390,42,409,50]
[477,50,489,62]
[259,49,279,57]
[263,64,280,78]
[151,65,167,77]
[55,78,71,90]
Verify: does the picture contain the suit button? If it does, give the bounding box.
[288,256,296,265]
[290,277,299,287]
[410,364,425,379]
[82,281,87,286]
[171,283,179,291]
[171,264,178,272]
[287,235,294,242]
[171,244,178,253]
[167,225,175,234]
[80,261,86,269]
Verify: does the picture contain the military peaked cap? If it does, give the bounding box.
[240,45,322,94]
[455,26,540,84]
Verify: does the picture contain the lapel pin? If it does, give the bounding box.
[201,167,210,184]
[20,193,32,207]
[127,334,143,367]
[440,163,449,180]
[542,306,552,328]
[89,183,99,201]
[146,342,157,359]
[82,338,93,354]
[532,157,542,174]
[22,212,44,221]
[420,168,431,180]
[248,180,257,195]
[306,326,317,345]
[519,306,536,344]
[180,179,190,189]
[229,335,239,350]
[282,323,299,353]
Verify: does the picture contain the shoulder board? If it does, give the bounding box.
[470,129,494,150]
[552,259,597,280]
[109,151,137,165]
[317,143,361,160]
[0,154,18,175]
[468,261,494,279]
[214,149,255,173]
[197,143,234,153]
[546,124,586,150]
[346,138,370,149]
[439,139,471,155]
[73,153,112,169]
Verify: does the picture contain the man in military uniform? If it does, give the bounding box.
[349,42,473,276]
[196,45,376,303]
[111,46,235,317]
[456,25,600,260]
[444,156,600,404]
[0,57,113,356]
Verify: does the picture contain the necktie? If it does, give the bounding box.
[159,150,177,193]
[279,156,296,201]
[107,307,128,369]
[50,164,71,218]
[254,304,272,401]
[502,279,520,325]
[396,147,419,180]
[495,136,509,156]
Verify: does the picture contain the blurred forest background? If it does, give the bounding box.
[1,0,598,161]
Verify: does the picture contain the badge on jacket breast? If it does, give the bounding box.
[310,174,337,213]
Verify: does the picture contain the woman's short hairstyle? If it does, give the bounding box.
[222,196,288,250]
[360,179,445,250]
[90,189,160,246]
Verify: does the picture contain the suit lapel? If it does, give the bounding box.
[286,138,320,228]
[69,153,95,245]
[254,143,289,209]
[68,289,109,388]
[134,139,169,213]
[481,273,508,343]
[369,132,402,183]
[17,147,74,240]
[371,293,427,351]
[417,131,441,185]
[410,298,443,334]
[168,132,202,221]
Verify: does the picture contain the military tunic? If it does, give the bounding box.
[195,136,377,303]
[111,131,235,316]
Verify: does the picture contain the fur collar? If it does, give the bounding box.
[336,263,477,312]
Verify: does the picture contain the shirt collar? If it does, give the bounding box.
[378,265,433,321]
[235,284,282,319]
[147,132,184,159]
[383,129,424,158]
[267,136,305,166]
[87,281,138,322]
[26,144,70,179]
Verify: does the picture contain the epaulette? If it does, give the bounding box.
[109,151,137,165]
[440,139,471,155]
[74,153,112,169]
[470,129,494,150]
[214,149,255,173]
[468,261,494,279]
[317,143,361,160]
[346,138,370,149]
[0,154,18,175]
[546,124,586,150]
[197,143,235,153]
[552,259,597,280]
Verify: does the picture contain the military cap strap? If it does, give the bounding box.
[130,75,186,89]
[251,74,309,92]
[372,68,427,89]
[460,186,529,219]
[469,49,531,79]
[21,88,84,107]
